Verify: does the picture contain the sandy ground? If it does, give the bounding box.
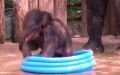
[0,35,120,75]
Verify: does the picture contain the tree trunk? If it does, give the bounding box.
[54,0,67,25]
[103,0,120,35]
[12,0,28,42]
[38,0,66,24]
[38,0,54,15]
[28,0,38,10]
[81,0,88,37]
[103,0,118,35]
[0,0,5,43]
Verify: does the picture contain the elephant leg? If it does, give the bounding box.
[82,0,108,53]
[113,0,120,55]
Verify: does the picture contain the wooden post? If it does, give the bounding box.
[0,0,5,43]
[81,0,87,37]
[38,0,44,10]
[54,0,67,25]
[28,0,38,10]
[12,0,28,42]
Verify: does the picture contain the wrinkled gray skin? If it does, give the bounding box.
[19,9,73,58]
[83,0,120,53]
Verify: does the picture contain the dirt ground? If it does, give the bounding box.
[0,35,120,75]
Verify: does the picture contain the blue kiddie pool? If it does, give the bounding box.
[21,50,96,74]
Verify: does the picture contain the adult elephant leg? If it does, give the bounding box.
[82,0,108,53]
[113,0,120,55]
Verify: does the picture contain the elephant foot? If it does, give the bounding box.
[53,52,63,57]
[82,40,104,53]
[113,46,120,56]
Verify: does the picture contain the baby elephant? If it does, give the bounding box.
[19,9,73,58]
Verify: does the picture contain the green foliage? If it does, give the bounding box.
[68,6,81,18]
[67,0,81,18]
[68,0,81,3]
[5,0,13,9]
[5,0,13,16]
[5,0,80,18]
